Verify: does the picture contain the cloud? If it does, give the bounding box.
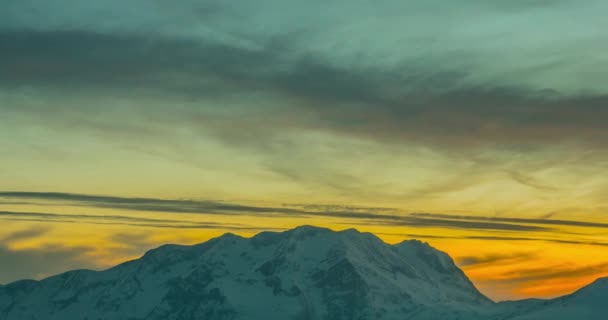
[378,233,454,240]
[411,213,608,229]
[379,232,608,248]
[465,236,608,248]
[0,228,97,284]
[506,171,558,191]
[1,26,608,151]
[538,212,559,219]
[457,252,537,267]
[0,226,50,244]
[0,191,554,232]
[0,245,97,285]
[286,203,399,214]
[380,217,548,232]
[0,191,307,216]
[497,262,608,283]
[0,210,282,231]
[2,4,607,201]
[0,2,607,210]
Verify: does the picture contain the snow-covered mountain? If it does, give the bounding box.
[0,226,605,320]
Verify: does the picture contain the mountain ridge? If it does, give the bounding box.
[1,225,606,320]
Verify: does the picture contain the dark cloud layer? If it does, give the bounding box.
[0,226,49,243]
[2,28,608,149]
[458,252,537,267]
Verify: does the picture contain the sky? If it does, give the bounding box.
[1,0,608,301]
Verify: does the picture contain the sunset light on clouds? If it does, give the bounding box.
[1,0,608,302]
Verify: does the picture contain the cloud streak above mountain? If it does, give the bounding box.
[0,192,557,232]
[5,191,608,232]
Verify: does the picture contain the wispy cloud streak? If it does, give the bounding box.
[0,191,561,232]
[411,213,608,229]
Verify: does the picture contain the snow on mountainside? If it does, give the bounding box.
[0,226,606,320]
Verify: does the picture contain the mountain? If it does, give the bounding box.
[502,277,608,320]
[0,225,605,320]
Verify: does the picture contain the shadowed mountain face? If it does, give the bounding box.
[0,226,605,320]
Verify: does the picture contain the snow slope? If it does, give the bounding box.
[0,226,605,320]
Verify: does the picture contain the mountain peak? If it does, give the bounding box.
[394,239,455,269]
[396,238,432,249]
[291,224,333,232]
